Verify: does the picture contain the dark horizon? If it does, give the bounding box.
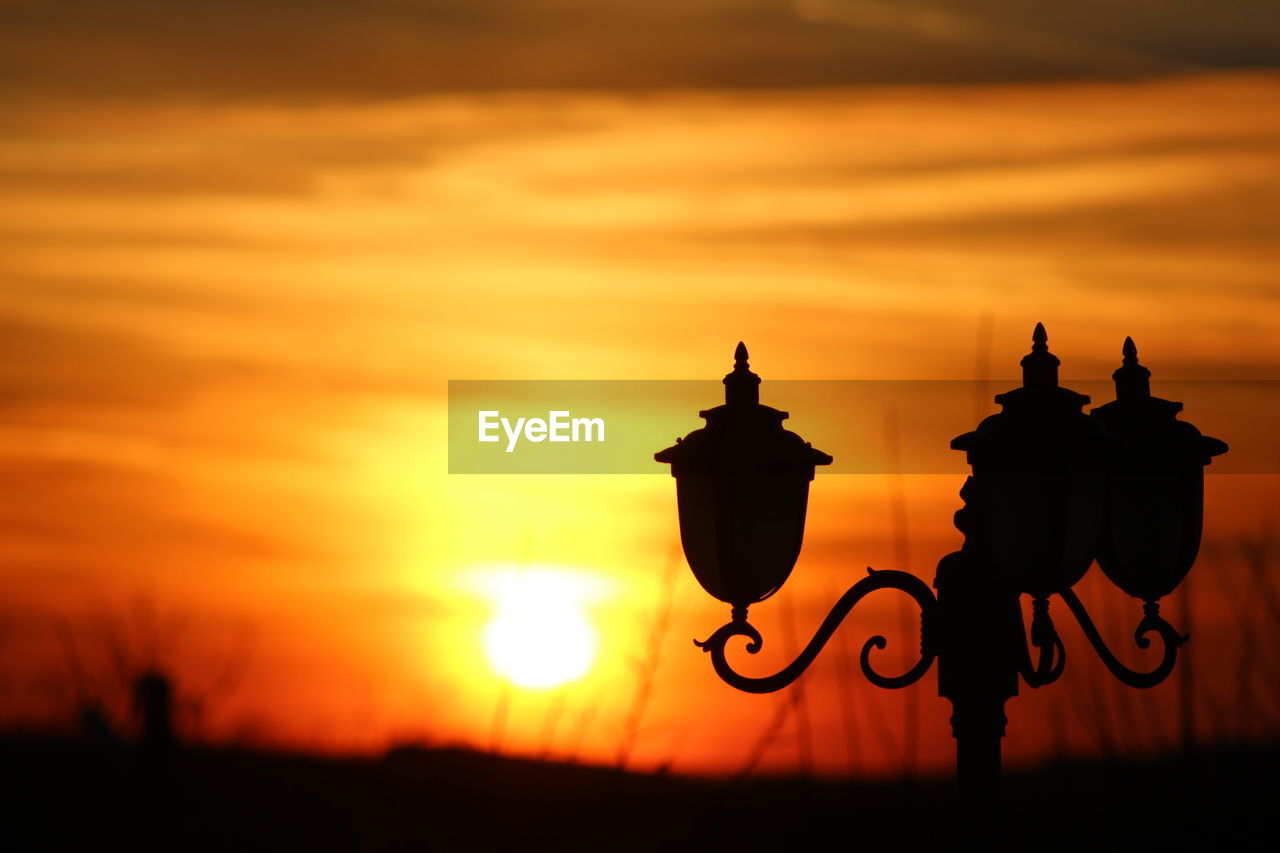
[4,729,1278,851]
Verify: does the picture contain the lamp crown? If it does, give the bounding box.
[1113,336,1152,400]
[724,341,761,406]
[1021,322,1060,389]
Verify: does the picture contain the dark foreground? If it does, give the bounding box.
[3,735,1276,851]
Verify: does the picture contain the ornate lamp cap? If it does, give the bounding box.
[1091,335,1229,465]
[724,341,761,406]
[1020,322,1060,390]
[655,342,831,475]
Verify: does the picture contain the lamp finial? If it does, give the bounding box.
[1113,336,1151,399]
[1021,322,1059,389]
[724,341,760,406]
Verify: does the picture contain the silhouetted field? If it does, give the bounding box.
[3,734,1275,851]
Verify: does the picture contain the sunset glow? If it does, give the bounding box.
[478,568,602,690]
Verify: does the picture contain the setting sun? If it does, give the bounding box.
[480,568,601,690]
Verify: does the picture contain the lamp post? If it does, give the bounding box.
[655,327,1226,801]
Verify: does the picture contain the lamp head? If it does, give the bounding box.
[656,343,832,614]
[1091,338,1228,601]
[950,324,1110,597]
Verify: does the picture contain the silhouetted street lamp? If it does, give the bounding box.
[655,327,1226,801]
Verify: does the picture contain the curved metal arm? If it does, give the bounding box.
[692,568,937,694]
[1018,597,1066,688]
[1059,589,1186,689]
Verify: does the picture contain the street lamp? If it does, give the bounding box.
[655,327,1227,799]
[654,342,834,620]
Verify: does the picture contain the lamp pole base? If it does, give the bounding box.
[953,698,1007,804]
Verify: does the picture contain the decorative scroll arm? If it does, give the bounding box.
[693,568,937,695]
[1059,588,1186,689]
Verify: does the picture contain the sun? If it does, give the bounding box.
[481,568,599,690]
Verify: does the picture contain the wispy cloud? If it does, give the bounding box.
[793,0,1196,74]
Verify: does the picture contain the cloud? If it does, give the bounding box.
[792,0,1193,74]
[1,0,1277,101]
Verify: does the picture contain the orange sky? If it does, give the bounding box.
[2,69,1280,778]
